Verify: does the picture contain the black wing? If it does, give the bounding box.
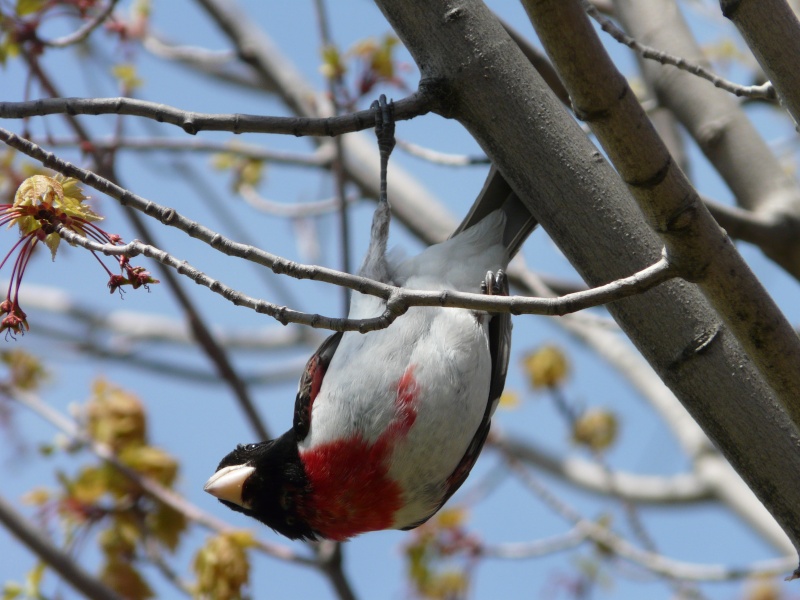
[485,270,511,418]
[293,332,344,442]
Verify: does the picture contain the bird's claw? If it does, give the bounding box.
[481,270,508,297]
[372,94,396,158]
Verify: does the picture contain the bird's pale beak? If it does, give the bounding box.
[203,464,256,508]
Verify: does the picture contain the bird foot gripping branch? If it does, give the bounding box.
[1,174,159,338]
[204,95,535,541]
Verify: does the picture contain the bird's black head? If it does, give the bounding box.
[204,430,317,541]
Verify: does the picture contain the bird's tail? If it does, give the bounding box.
[451,165,538,259]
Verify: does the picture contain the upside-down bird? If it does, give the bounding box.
[204,96,537,541]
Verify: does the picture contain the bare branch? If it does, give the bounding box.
[510,261,795,555]
[703,198,786,247]
[238,184,359,218]
[0,494,122,600]
[40,0,122,48]
[17,44,272,447]
[141,537,194,597]
[143,34,268,92]
[584,1,775,100]
[196,0,458,245]
[54,225,399,332]
[16,282,313,349]
[523,0,800,431]
[481,526,587,560]
[54,223,679,329]
[492,432,712,504]
[36,136,333,167]
[26,320,307,385]
[0,128,680,327]
[721,0,800,128]
[0,93,431,137]
[315,541,357,600]
[508,460,795,582]
[396,138,490,166]
[613,0,800,281]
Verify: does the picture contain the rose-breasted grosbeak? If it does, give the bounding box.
[204,97,537,541]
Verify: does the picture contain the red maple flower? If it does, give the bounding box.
[1,174,158,338]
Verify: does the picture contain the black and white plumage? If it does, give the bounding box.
[204,98,537,541]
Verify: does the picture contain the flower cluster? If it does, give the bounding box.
[1,174,158,338]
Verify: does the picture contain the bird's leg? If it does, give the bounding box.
[360,95,396,282]
[374,93,396,206]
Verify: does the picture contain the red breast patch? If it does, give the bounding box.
[299,365,420,540]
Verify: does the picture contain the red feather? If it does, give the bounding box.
[299,366,419,540]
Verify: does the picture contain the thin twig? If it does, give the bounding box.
[33,136,333,167]
[20,49,271,445]
[583,0,775,100]
[507,459,795,582]
[239,183,359,218]
[1,127,680,322]
[396,138,490,166]
[53,222,679,329]
[40,0,121,48]
[15,281,311,349]
[313,0,352,315]
[492,432,712,504]
[481,526,588,559]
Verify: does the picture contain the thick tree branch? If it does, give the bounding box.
[612,0,800,280]
[514,263,794,554]
[523,0,800,424]
[704,199,787,247]
[372,0,800,558]
[721,0,800,128]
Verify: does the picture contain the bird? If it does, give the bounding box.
[203,96,537,541]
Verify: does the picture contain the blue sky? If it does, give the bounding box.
[2,1,799,599]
